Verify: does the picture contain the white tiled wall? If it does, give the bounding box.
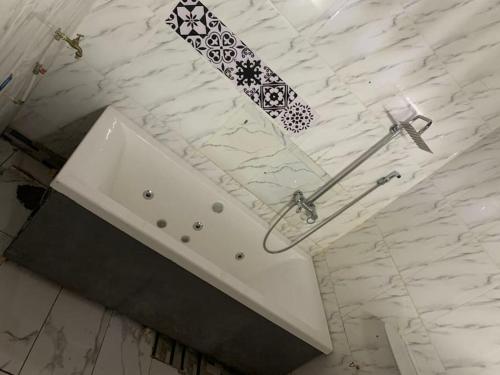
[0,0,98,132]
[9,0,500,251]
[307,126,500,374]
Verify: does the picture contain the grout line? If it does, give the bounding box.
[89,309,114,375]
[16,286,63,375]
[372,180,500,331]
[428,177,500,272]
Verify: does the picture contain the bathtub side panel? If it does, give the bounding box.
[5,190,321,375]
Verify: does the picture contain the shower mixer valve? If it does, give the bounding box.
[293,191,318,224]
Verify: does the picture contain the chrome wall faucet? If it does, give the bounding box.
[54,28,84,59]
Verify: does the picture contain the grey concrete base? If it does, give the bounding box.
[6,190,320,375]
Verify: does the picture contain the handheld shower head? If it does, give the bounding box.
[377,171,402,186]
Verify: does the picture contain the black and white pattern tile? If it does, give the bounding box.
[166,0,316,135]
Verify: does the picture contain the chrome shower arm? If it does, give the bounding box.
[306,114,433,204]
[306,125,400,204]
[263,171,401,254]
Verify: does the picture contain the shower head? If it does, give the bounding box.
[384,105,434,154]
[399,114,433,154]
[377,171,402,186]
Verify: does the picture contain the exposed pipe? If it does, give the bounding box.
[263,114,433,254]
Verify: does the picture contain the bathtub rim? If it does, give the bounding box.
[50,106,333,354]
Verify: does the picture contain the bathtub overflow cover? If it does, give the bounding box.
[143,190,154,200]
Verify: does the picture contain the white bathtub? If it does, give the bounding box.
[51,106,332,354]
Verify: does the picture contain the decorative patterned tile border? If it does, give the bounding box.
[166,0,316,135]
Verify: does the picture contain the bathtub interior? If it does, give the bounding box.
[52,107,332,352]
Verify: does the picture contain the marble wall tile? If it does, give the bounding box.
[478,225,500,267]
[0,0,21,35]
[295,253,356,374]
[199,103,327,207]
[312,252,335,295]
[311,0,407,70]
[93,313,154,375]
[448,182,500,236]
[269,0,348,36]
[76,0,165,76]
[431,127,500,236]
[20,289,112,375]
[374,178,471,278]
[0,262,60,374]
[461,73,500,129]
[325,220,401,315]
[431,126,500,198]
[401,324,446,375]
[341,286,421,375]
[403,239,500,324]
[339,68,490,203]
[11,54,126,139]
[426,285,500,374]
[402,0,500,87]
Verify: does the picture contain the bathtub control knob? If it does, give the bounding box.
[143,190,154,200]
